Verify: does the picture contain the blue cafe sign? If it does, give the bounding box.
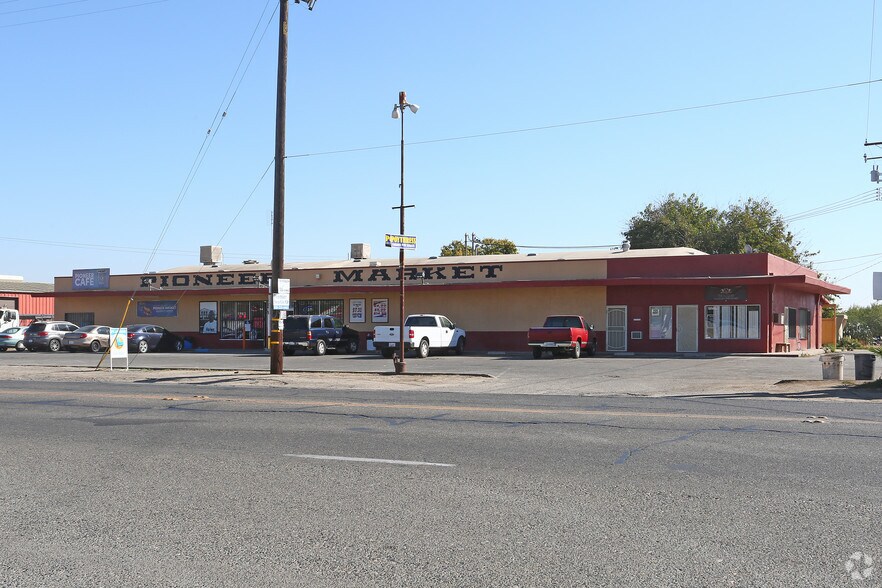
[72,268,110,290]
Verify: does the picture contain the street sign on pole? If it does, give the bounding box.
[273,278,290,310]
[874,272,882,300]
[385,234,417,249]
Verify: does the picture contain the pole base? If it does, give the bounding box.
[393,355,406,374]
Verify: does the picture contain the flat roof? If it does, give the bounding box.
[156,247,708,274]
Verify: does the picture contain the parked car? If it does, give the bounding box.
[62,325,111,353]
[0,326,28,351]
[23,321,80,352]
[125,324,184,353]
[282,314,360,356]
[528,315,597,359]
[372,314,466,358]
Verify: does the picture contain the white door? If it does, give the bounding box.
[606,306,627,352]
[676,305,698,352]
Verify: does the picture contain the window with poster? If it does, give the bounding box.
[219,300,267,340]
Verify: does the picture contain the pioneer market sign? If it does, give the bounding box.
[140,272,272,289]
[333,264,504,283]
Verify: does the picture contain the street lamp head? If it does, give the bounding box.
[293,0,317,10]
[408,103,419,114]
[391,105,400,119]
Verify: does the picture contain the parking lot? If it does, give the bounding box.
[1,348,877,398]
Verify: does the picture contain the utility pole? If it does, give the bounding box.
[270,0,289,375]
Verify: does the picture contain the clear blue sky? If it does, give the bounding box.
[3,1,881,306]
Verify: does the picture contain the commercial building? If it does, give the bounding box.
[0,276,54,324]
[44,246,848,354]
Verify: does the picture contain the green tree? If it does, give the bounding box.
[623,193,722,252]
[843,303,882,343]
[623,193,813,265]
[440,237,518,256]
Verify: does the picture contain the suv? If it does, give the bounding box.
[282,314,360,356]
[23,321,80,352]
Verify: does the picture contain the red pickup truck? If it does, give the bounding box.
[527,315,597,359]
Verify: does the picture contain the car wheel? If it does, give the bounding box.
[15,342,25,351]
[532,347,543,359]
[584,340,596,357]
[572,342,581,359]
[454,337,465,356]
[314,339,327,356]
[90,340,101,353]
[346,339,358,354]
[381,348,395,359]
[417,338,430,359]
[137,339,149,354]
[48,339,61,352]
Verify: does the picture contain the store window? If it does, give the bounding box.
[649,306,672,339]
[705,305,760,339]
[219,300,267,340]
[292,299,344,319]
[66,312,95,326]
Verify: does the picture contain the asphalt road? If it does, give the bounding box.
[0,348,877,396]
[1,373,881,587]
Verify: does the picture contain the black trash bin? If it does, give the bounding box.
[854,353,877,380]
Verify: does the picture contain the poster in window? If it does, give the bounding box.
[200,301,218,334]
[372,298,389,323]
[349,299,366,323]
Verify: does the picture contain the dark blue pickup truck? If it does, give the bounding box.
[282,314,360,356]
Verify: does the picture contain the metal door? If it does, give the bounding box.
[606,306,627,352]
[676,305,698,352]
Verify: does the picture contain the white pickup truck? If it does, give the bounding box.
[373,314,466,359]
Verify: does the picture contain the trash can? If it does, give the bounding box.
[820,353,844,380]
[854,353,877,380]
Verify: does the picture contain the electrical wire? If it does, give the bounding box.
[142,1,277,274]
[0,0,89,17]
[814,252,882,264]
[286,78,882,160]
[0,0,167,28]
[215,158,275,247]
[783,189,880,222]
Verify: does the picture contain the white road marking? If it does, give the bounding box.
[285,454,455,467]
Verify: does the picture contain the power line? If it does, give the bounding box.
[142,1,277,274]
[0,0,89,17]
[286,78,882,159]
[783,189,880,223]
[0,0,167,28]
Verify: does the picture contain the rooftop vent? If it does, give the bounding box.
[350,243,371,260]
[242,259,259,264]
[200,245,222,265]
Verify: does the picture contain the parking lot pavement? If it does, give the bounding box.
[0,350,878,398]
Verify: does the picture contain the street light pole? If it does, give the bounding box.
[391,91,418,374]
[270,0,315,375]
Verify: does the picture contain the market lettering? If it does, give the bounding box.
[368,269,391,282]
[332,265,503,283]
[334,269,364,283]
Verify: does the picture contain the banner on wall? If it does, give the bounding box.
[349,299,366,323]
[137,301,178,318]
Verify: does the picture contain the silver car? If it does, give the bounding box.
[0,326,28,351]
[62,325,111,353]
[23,321,79,352]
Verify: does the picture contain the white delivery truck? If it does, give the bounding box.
[372,314,466,359]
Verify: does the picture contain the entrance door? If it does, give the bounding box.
[606,306,627,352]
[676,305,698,352]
